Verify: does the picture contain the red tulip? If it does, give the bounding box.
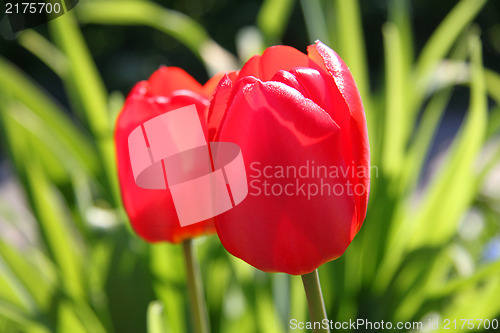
[209,41,370,275]
[115,67,223,243]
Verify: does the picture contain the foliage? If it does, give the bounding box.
[0,0,499,332]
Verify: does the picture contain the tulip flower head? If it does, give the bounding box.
[115,67,222,243]
[209,41,370,275]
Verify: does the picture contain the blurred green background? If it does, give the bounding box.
[1,0,500,332]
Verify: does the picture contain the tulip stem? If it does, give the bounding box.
[182,239,210,333]
[301,269,330,333]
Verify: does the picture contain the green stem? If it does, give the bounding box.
[182,239,210,333]
[301,269,330,333]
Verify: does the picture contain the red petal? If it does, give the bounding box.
[115,79,215,243]
[206,72,241,141]
[215,79,356,274]
[238,45,311,81]
[148,67,204,97]
[201,71,231,98]
[308,41,370,229]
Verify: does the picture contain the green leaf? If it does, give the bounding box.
[2,102,92,182]
[397,26,470,195]
[0,299,51,333]
[435,274,500,332]
[48,12,109,140]
[256,286,284,333]
[148,301,167,333]
[381,22,407,179]
[429,259,500,299]
[150,243,186,333]
[484,70,500,139]
[484,69,500,106]
[414,0,488,108]
[70,301,108,333]
[56,300,87,333]
[409,35,487,249]
[486,106,500,140]
[75,0,237,75]
[288,275,307,330]
[299,0,330,45]
[0,58,98,176]
[17,30,68,77]
[48,10,121,204]
[373,29,473,293]
[203,256,230,333]
[389,0,414,70]
[257,0,296,44]
[23,153,85,300]
[0,239,56,314]
[392,249,453,321]
[333,0,373,142]
[398,89,452,195]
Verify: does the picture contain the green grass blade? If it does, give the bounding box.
[333,0,372,138]
[376,33,472,290]
[48,12,109,140]
[299,0,330,45]
[485,69,500,106]
[409,35,487,249]
[0,57,98,175]
[398,89,452,195]
[429,259,500,299]
[392,249,453,321]
[271,274,290,330]
[150,243,186,333]
[56,300,86,333]
[435,275,500,332]
[3,102,93,182]
[148,301,168,333]
[414,0,487,107]
[486,106,500,140]
[2,104,66,182]
[71,301,108,333]
[17,30,68,77]
[256,287,284,333]
[76,0,237,75]
[0,299,51,333]
[333,0,369,92]
[257,0,296,45]
[23,154,85,300]
[0,255,37,314]
[48,10,121,204]
[389,0,414,70]
[0,239,55,314]
[288,275,307,332]
[381,22,407,179]
[483,68,500,137]
[398,26,470,194]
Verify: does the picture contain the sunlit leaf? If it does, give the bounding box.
[75,0,238,75]
[299,0,330,45]
[381,22,407,179]
[410,35,487,248]
[0,58,98,176]
[333,0,373,143]
[147,301,167,333]
[414,0,488,108]
[257,0,295,45]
